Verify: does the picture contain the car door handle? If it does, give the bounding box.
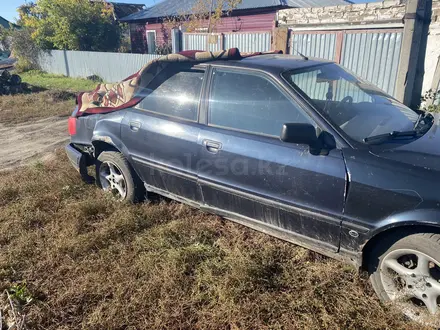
[203,140,222,154]
[129,121,141,132]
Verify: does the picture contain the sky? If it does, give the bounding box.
[1,0,377,23]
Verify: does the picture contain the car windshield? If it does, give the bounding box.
[283,64,420,143]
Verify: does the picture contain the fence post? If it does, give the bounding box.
[273,27,289,54]
[171,29,182,53]
[413,0,432,107]
[334,31,344,64]
[220,33,224,51]
[395,0,432,109]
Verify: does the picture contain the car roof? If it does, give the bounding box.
[205,54,333,74]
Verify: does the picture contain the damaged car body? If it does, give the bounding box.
[66,54,440,324]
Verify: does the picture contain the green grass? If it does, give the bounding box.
[20,70,99,92]
[0,71,100,125]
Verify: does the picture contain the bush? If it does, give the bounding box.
[421,89,440,113]
[118,35,131,53]
[0,26,12,52]
[155,42,172,55]
[10,28,41,72]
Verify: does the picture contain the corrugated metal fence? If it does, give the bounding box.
[182,33,223,52]
[290,29,403,96]
[38,33,272,82]
[38,50,161,82]
[341,31,402,96]
[292,32,337,61]
[224,32,272,53]
[183,31,272,53]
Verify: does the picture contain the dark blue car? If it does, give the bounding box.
[66,55,440,325]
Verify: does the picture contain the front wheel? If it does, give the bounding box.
[95,151,145,203]
[368,232,440,327]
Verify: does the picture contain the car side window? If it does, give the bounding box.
[138,68,204,121]
[208,69,313,137]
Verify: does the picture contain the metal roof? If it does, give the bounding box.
[121,0,352,22]
[110,2,145,20]
[0,16,17,29]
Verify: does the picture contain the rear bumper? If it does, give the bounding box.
[65,144,94,183]
[65,143,87,173]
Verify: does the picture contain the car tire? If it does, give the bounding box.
[95,151,146,203]
[368,231,440,327]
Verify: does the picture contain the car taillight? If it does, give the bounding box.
[68,117,77,136]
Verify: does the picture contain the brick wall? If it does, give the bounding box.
[278,0,407,26]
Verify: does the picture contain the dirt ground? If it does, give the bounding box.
[0,116,68,171]
[0,88,75,171]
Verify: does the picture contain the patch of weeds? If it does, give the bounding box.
[86,75,103,83]
[79,201,111,220]
[47,90,77,102]
[33,161,45,170]
[0,187,20,206]
[8,282,34,305]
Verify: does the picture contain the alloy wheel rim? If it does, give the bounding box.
[380,248,440,326]
[99,161,127,200]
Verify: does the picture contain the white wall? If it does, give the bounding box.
[423,23,440,94]
[423,0,440,94]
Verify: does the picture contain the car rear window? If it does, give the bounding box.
[138,68,204,121]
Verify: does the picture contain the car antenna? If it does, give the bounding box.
[292,48,309,61]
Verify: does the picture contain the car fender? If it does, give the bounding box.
[91,117,133,165]
[341,209,440,256]
[351,209,440,269]
[367,209,440,239]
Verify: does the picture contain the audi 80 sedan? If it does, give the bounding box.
[66,54,440,325]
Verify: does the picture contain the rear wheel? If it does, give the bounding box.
[368,232,440,327]
[95,151,145,203]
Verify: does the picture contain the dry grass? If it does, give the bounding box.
[0,150,428,330]
[0,90,75,125]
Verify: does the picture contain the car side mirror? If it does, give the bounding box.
[281,123,318,146]
[280,123,336,156]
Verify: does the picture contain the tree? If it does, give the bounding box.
[10,27,41,71]
[18,0,122,52]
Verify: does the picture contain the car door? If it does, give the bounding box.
[121,63,206,203]
[197,67,347,251]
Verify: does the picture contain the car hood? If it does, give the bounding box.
[371,113,440,170]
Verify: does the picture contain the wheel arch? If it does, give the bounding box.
[361,222,440,271]
[91,133,130,159]
[92,140,120,159]
[91,135,142,181]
